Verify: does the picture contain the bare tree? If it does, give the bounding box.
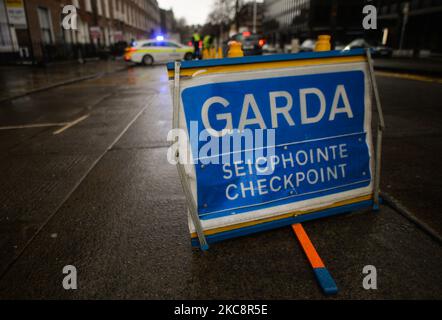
[208,0,245,27]
[206,0,245,43]
[175,17,193,44]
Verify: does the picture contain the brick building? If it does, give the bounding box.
[0,0,160,64]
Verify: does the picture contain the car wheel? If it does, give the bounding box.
[184,52,193,61]
[142,54,153,66]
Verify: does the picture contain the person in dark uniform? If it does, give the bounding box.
[192,30,201,59]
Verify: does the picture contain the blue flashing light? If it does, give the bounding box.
[156,35,164,41]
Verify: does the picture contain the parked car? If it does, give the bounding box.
[342,38,393,57]
[225,32,265,56]
[334,41,345,51]
[262,44,278,54]
[299,39,316,52]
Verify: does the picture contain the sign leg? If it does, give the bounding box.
[291,223,338,295]
[366,49,385,211]
[172,61,209,250]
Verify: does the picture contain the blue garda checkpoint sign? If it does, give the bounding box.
[168,49,376,246]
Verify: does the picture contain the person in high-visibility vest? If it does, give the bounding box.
[202,34,215,59]
[203,34,213,50]
[192,31,201,59]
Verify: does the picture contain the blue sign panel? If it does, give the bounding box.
[181,70,371,221]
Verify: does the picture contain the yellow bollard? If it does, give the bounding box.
[227,41,244,58]
[202,48,209,59]
[209,47,216,59]
[217,47,223,59]
[314,35,331,52]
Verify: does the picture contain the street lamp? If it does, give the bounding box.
[399,2,410,51]
[252,0,257,34]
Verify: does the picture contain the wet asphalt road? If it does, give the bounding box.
[0,65,440,299]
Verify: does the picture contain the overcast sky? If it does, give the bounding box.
[157,0,215,25]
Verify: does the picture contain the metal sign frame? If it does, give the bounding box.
[170,49,384,250]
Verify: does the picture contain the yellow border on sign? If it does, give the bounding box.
[168,55,366,79]
[190,194,373,238]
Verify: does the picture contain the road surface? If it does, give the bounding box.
[0,65,440,299]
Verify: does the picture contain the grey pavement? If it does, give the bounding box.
[0,65,440,299]
[0,59,128,102]
[374,57,442,76]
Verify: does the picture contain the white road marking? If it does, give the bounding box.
[0,96,153,280]
[53,114,90,135]
[0,122,69,130]
[0,114,90,133]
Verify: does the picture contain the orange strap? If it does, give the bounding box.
[292,223,325,269]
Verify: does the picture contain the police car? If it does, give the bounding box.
[124,37,194,65]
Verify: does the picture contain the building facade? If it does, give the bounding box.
[371,0,442,55]
[237,1,264,34]
[263,0,366,49]
[159,8,174,34]
[0,0,160,64]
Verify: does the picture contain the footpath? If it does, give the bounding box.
[374,57,442,77]
[0,59,129,103]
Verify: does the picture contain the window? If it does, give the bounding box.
[130,7,134,26]
[149,41,179,48]
[76,18,83,43]
[85,0,92,13]
[165,42,180,48]
[97,0,103,16]
[37,7,53,45]
[112,0,117,18]
[61,11,76,44]
[83,22,90,43]
[104,0,110,18]
[116,0,123,21]
[0,0,13,50]
[124,3,128,23]
[104,27,110,46]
